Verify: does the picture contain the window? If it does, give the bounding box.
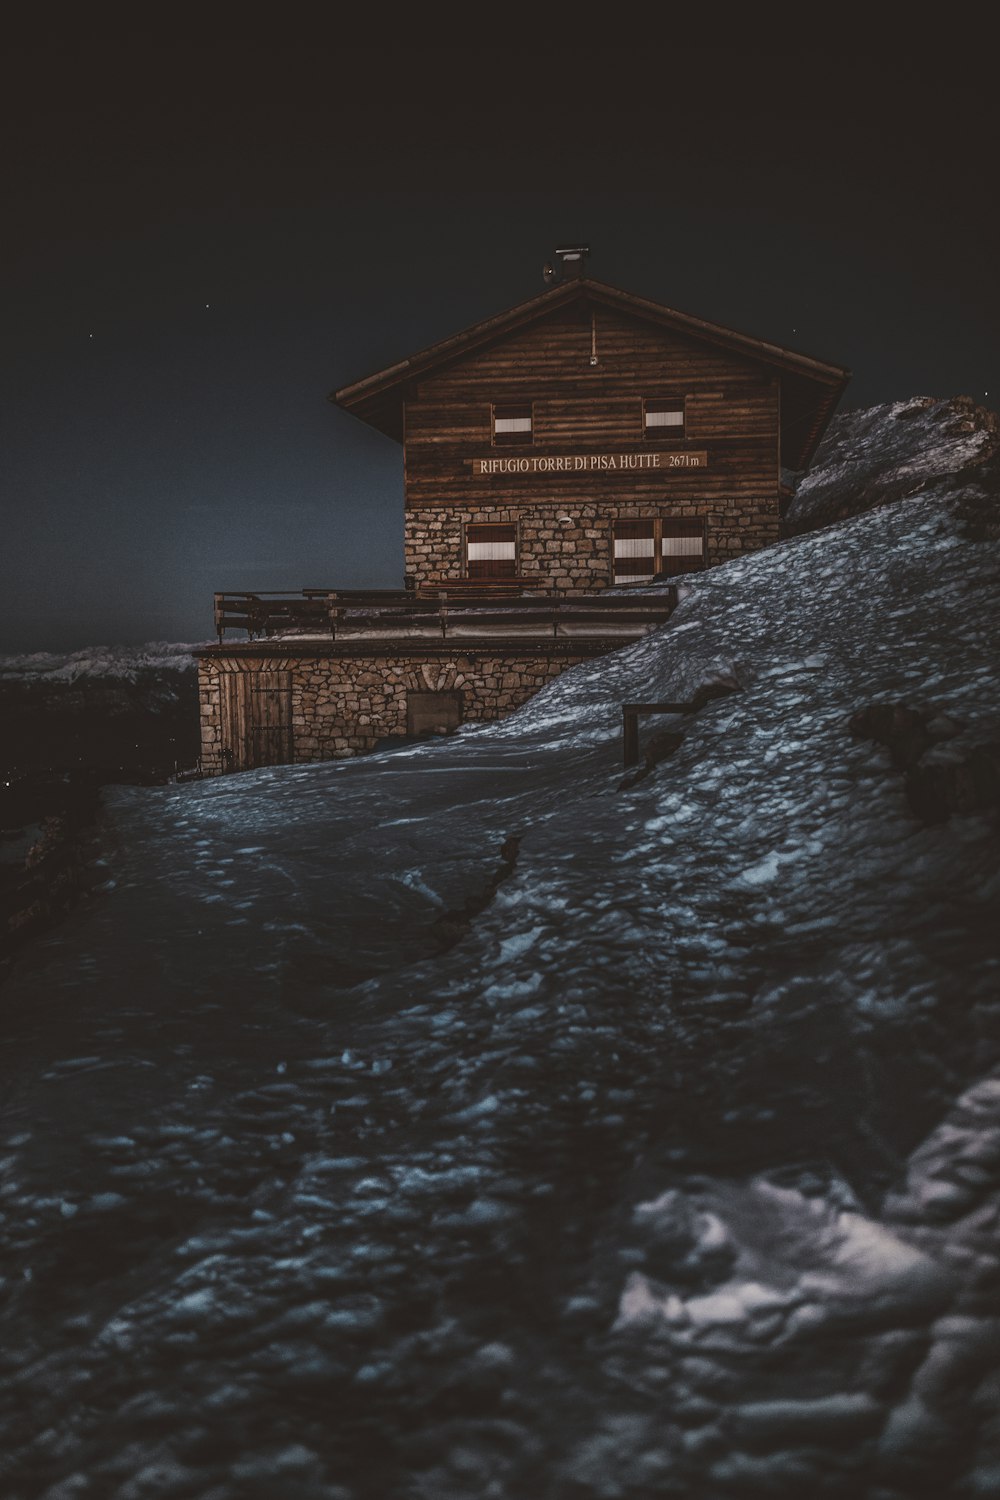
[492,402,533,446]
[612,518,705,584]
[612,520,656,585]
[466,523,517,578]
[661,520,705,575]
[644,397,685,439]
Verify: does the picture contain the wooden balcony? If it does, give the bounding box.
[212,584,677,646]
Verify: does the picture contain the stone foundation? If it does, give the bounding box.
[197,649,593,776]
[403,497,779,591]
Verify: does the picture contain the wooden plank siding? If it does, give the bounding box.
[410,306,760,394]
[334,277,849,466]
[402,303,781,591]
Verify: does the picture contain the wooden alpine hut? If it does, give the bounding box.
[195,247,849,774]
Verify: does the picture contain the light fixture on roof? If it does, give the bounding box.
[555,243,590,279]
[542,243,591,285]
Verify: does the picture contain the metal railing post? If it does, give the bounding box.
[622,702,695,767]
[623,706,640,767]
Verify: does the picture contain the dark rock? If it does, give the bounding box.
[906,743,1000,824]
[849,704,939,770]
[850,702,1000,825]
[1,771,104,959]
[951,454,1000,542]
[689,680,739,712]
[784,396,999,538]
[0,672,200,783]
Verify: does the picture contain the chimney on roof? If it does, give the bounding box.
[556,244,590,279]
[544,244,590,285]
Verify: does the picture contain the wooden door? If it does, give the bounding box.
[219,670,293,771]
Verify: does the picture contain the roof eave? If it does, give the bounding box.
[332,278,581,411]
[331,276,852,458]
[781,371,853,472]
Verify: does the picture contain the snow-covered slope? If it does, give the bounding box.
[785,394,998,535]
[2,416,999,1497]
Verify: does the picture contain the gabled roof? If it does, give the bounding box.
[332,276,851,472]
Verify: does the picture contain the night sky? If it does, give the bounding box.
[3,35,996,651]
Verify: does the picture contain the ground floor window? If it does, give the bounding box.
[612,520,656,584]
[612,517,705,584]
[661,519,706,575]
[466,522,517,579]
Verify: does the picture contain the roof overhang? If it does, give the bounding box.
[332,277,851,472]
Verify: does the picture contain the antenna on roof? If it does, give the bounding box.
[543,243,591,285]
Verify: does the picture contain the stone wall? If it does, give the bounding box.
[198,663,223,773]
[197,650,592,775]
[403,496,779,592]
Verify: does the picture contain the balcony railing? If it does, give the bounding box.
[212,585,677,645]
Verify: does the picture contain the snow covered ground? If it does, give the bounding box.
[1,412,999,1497]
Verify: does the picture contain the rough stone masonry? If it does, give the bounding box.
[197,650,591,774]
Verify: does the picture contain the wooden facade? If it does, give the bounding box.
[336,275,850,594]
[196,265,849,773]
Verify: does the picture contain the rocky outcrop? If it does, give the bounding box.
[1,773,103,959]
[850,701,1000,824]
[0,647,202,961]
[785,396,998,536]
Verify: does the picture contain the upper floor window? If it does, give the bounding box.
[644,397,685,439]
[492,402,533,446]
